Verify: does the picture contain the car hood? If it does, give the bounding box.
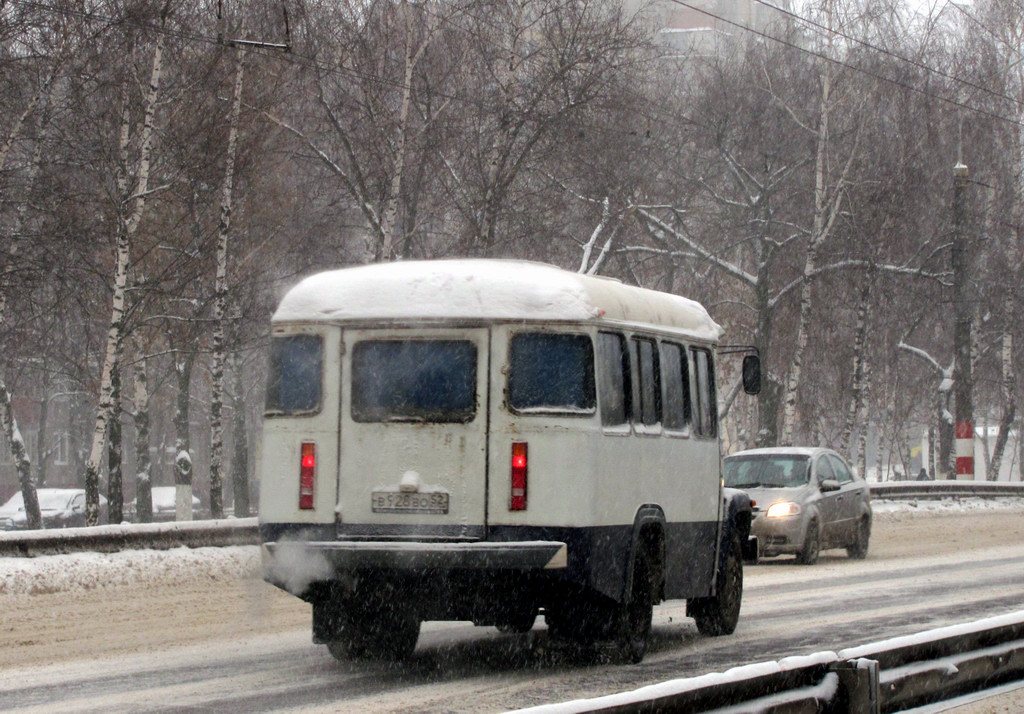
[742,485,814,509]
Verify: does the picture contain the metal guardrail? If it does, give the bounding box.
[515,611,1024,714]
[3,480,1023,557]
[0,518,259,557]
[869,479,1024,500]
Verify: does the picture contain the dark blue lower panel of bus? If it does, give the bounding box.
[260,521,719,604]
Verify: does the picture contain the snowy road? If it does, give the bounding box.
[2,506,1023,712]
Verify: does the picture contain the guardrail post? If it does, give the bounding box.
[830,658,879,714]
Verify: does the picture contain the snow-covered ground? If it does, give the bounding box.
[2,498,1024,597]
[870,496,1024,515]
[0,544,259,596]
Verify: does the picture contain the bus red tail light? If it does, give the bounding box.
[510,442,527,511]
[299,442,316,510]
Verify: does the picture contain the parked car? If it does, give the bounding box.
[126,486,202,522]
[723,447,872,565]
[0,488,107,530]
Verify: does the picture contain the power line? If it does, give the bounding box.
[11,0,1024,133]
[751,0,1019,106]
[665,0,1024,128]
[944,0,1024,63]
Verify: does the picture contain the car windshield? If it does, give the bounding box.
[724,455,811,488]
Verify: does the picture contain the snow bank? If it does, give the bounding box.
[0,545,260,596]
[871,497,1024,515]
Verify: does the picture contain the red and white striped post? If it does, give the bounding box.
[955,419,974,479]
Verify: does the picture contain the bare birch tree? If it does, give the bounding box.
[84,3,170,525]
[209,41,246,519]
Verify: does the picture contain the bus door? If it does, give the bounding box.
[336,328,490,539]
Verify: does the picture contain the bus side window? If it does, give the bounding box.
[597,332,631,426]
[661,342,691,433]
[691,347,717,437]
[632,337,662,427]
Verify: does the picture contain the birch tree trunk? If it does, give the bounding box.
[840,277,872,457]
[855,357,871,479]
[134,345,153,523]
[174,352,196,521]
[36,392,49,486]
[987,318,1015,481]
[83,22,167,525]
[230,347,250,517]
[939,392,954,479]
[780,65,833,446]
[754,220,780,447]
[780,58,861,445]
[378,0,424,260]
[107,357,124,523]
[1,382,41,529]
[210,43,246,520]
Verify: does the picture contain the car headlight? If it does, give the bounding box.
[766,501,801,518]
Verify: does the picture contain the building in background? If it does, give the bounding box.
[626,0,793,53]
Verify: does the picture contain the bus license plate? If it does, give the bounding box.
[371,491,449,514]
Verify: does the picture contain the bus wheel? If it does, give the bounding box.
[610,545,654,663]
[691,531,742,637]
[327,607,420,662]
[495,606,538,634]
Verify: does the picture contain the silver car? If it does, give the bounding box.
[723,447,872,564]
[0,488,108,530]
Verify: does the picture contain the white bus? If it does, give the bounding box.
[259,259,760,663]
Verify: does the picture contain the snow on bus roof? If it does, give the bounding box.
[272,259,722,341]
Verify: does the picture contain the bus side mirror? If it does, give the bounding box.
[742,355,761,395]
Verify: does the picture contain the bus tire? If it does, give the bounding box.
[326,607,420,662]
[610,544,655,663]
[495,606,538,634]
[691,530,742,637]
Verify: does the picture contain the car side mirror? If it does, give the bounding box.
[742,355,761,395]
[819,478,840,493]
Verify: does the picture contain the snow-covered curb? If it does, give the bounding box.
[0,545,260,596]
[871,496,1024,515]
[0,516,257,544]
[0,517,258,557]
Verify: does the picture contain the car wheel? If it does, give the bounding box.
[691,530,743,637]
[847,517,870,559]
[796,520,820,565]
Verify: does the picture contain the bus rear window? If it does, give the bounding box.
[351,340,477,423]
[508,333,595,415]
[266,335,323,415]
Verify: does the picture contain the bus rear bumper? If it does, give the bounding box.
[262,539,568,593]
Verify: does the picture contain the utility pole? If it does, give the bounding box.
[952,162,974,480]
